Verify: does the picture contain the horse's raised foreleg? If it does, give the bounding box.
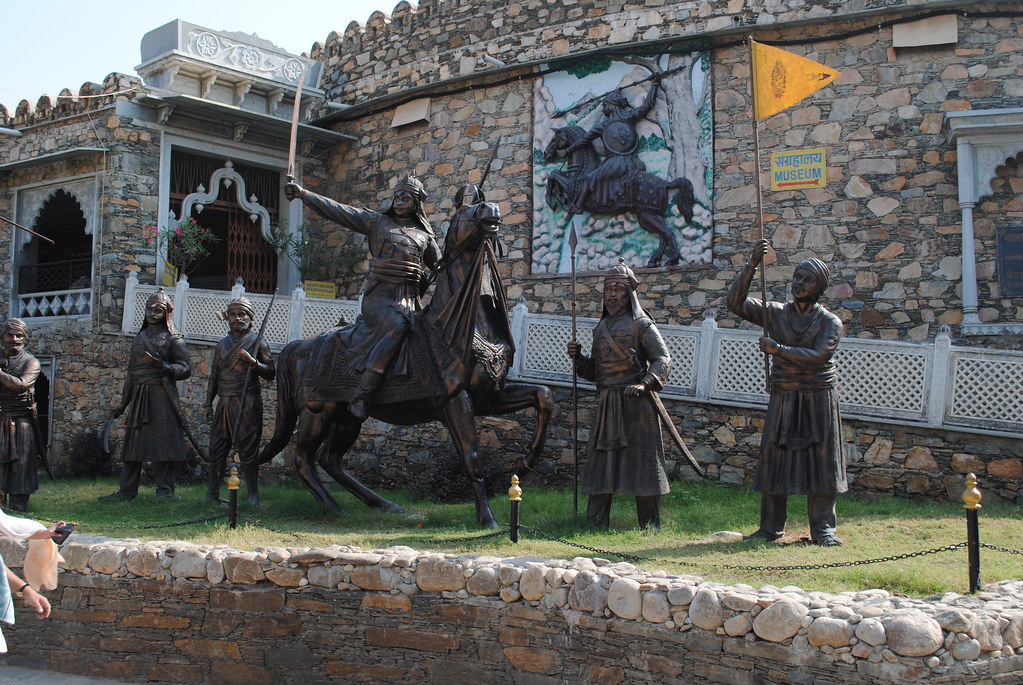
[443,390,499,529]
[319,422,405,514]
[294,408,348,515]
[479,382,555,475]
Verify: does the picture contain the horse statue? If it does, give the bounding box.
[543,124,696,267]
[258,198,554,528]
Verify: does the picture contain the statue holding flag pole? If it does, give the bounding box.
[731,39,846,545]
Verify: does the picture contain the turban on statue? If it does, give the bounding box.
[228,296,255,319]
[797,258,831,291]
[0,318,29,339]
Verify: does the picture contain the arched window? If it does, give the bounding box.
[14,185,94,318]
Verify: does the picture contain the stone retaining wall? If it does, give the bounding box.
[2,535,1023,683]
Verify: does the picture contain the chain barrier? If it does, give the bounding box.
[518,524,651,564]
[419,528,510,547]
[115,515,227,531]
[721,543,968,572]
[980,542,1023,556]
[238,515,315,540]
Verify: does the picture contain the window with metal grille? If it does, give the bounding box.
[168,151,280,293]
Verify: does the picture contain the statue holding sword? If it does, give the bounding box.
[0,318,50,512]
[100,289,193,502]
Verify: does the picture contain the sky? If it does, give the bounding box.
[0,0,398,111]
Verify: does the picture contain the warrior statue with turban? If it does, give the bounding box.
[101,288,192,501]
[285,173,441,420]
[727,238,847,546]
[0,319,42,512]
[567,258,672,530]
[203,296,275,506]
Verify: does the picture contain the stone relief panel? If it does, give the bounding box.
[532,52,714,275]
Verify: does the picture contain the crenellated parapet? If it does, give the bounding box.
[4,73,143,129]
[315,0,923,106]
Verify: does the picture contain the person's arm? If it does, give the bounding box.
[566,340,596,382]
[0,356,40,392]
[637,80,659,118]
[253,338,276,382]
[763,312,842,370]
[635,320,671,394]
[204,347,220,422]
[726,239,770,326]
[5,566,50,619]
[164,336,192,381]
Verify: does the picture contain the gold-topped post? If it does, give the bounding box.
[963,473,981,594]
[509,475,522,543]
[228,466,240,530]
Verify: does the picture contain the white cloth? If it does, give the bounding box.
[0,509,64,653]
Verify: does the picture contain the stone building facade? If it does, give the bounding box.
[1,1,1021,506]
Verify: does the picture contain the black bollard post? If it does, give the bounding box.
[228,466,240,530]
[509,474,522,544]
[963,473,982,594]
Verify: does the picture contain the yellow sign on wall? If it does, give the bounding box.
[770,148,827,191]
[162,263,178,287]
[304,280,336,300]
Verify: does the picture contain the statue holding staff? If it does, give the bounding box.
[727,238,846,546]
[203,296,275,506]
[567,259,672,530]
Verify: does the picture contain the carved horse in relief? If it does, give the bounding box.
[258,200,554,528]
[544,124,696,267]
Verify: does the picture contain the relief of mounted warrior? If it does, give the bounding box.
[544,74,697,268]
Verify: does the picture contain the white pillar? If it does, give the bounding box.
[695,308,718,400]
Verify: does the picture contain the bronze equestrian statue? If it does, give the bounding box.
[260,178,554,528]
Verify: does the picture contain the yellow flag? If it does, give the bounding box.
[752,40,840,120]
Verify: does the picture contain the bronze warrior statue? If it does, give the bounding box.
[284,173,440,420]
[261,179,554,527]
[0,319,43,512]
[727,238,847,546]
[101,289,192,501]
[203,297,275,506]
[567,259,672,530]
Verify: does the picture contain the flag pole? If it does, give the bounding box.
[748,37,772,392]
[569,219,579,520]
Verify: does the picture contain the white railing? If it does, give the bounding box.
[121,275,1023,438]
[16,288,93,319]
[507,303,1023,438]
[121,272,358,349]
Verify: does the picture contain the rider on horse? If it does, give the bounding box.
[567,78,660,214]
[285,173,441,420]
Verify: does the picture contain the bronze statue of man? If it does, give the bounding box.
[727,238,847,546]
[0,319,42,512]
[100,289,192,501]
[285,173,441,420]
[568,79,659,214]
[203,297,275,506]
[567,259,672,530]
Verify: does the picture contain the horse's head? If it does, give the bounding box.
[471,201,501,236]
[543,127,573,163]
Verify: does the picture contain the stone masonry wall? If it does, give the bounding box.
[313,2,1023,345]
[3,534,1023,684]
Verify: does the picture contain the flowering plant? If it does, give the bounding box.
[144,216,219,276]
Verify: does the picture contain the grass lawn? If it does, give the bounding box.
[21,475,1023,597]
